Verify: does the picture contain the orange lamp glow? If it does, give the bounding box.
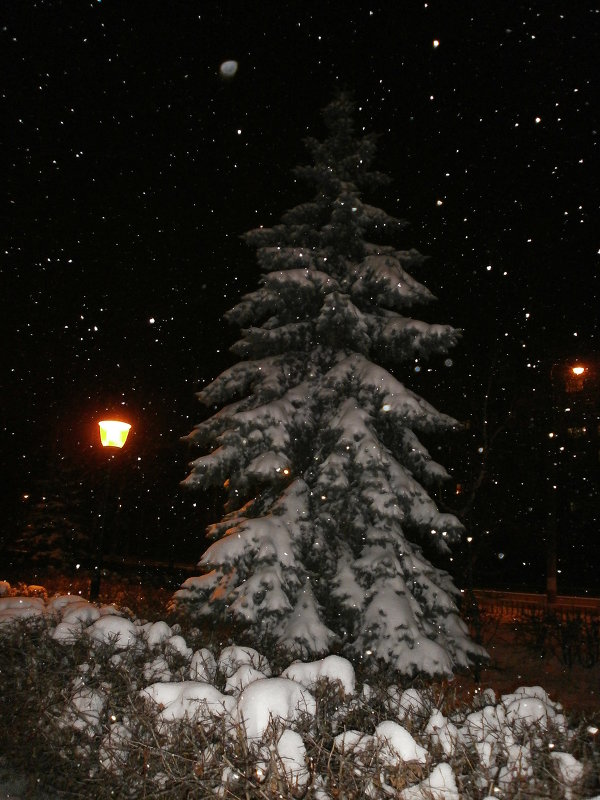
[571,366,585,376]
[98,420,131,448]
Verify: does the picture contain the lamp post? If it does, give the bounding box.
[546,361,592,604]
[89,420,131,601]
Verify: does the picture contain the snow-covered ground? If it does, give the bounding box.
[0,590,599,799]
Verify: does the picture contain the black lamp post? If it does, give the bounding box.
[89,420,131,602]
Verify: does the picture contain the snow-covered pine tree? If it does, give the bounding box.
[174,94,487,677]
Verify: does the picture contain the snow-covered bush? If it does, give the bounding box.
[0,593,598,799]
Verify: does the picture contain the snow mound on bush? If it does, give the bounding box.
[0,596,46,624]
[236,677,316,739]
[141,681,235,723]
[275,729,310,789]
[218,644,272,677]
[375,720,429,765]
[400,762,459,800]
[281,654,355,695]
[87,615,139,649]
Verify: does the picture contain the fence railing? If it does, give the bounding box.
[465,588,600,620]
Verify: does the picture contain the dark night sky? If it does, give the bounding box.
[2,2,598,562]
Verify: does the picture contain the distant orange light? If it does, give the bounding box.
[571,366,585,376]
[98,420,131,448]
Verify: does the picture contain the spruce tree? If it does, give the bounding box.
[16,473,91,574]
[174,94,486,676]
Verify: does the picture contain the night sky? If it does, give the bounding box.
[2,3,598,566]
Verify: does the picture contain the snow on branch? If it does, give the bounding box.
[262,268,339,295]
[351,252,435,310]
[231,321,314,359]
[275,578,337,657]
[196,354,307,408]
[323,353,458,432]
[256,246,326,273]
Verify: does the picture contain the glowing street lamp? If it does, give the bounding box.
[564,363,588,394]
[90,419,132,601]
[99,420,131,448]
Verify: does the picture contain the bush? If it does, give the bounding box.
[0,589,599,799]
